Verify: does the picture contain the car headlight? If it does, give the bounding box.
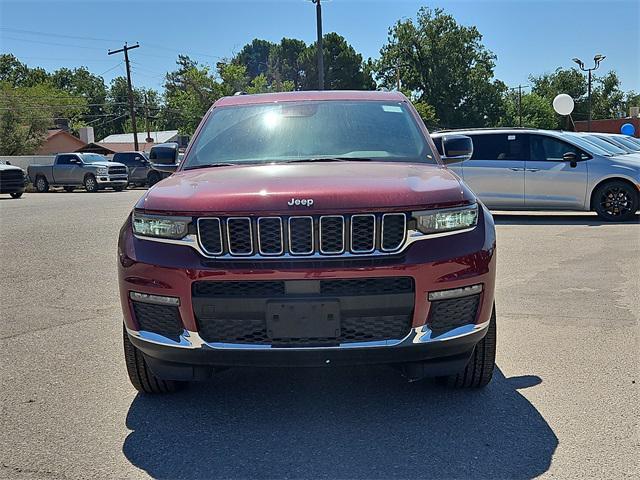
[412,204,478,234]
[132,212,191,239]
[96,167,108,175]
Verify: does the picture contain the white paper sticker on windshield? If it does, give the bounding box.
[508,135,516,140]
[382,105,402,113]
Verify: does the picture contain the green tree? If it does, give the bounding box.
[300,33,373,90]
[267,38,307,89]
[50,66,109,138]
[0,81,86,154]
[499,91,556,129]
[161,56,220,134]
[376,7,506,128]
[0,54,49,87]
[234,39,276,79]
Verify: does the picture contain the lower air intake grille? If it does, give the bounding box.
[132,301,183,340]
[428,294,480,337]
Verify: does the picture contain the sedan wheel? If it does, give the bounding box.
[594,181,638,222]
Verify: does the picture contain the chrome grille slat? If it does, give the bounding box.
[196,213,407,258]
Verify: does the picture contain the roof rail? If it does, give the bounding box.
[434,126,541,133]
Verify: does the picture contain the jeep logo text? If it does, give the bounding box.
[288,198,314,207]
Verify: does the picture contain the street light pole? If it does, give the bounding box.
[573,54,606,132]
[312,0,324,90]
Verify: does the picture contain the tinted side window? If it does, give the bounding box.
[470,134,527,161]
[530,135,578,161]
[114,153,136,165]
[56,155,72,165]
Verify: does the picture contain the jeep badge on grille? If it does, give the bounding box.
[288,198,314,207]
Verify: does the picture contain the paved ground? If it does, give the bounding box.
[1,190,638,479]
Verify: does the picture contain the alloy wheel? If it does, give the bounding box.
[600,187,632,218]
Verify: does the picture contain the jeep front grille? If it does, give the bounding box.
[197,213,407,258]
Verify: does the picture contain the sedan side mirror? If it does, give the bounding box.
[563,151,578,168]
[150,163,178,174]
[440,134,473,164]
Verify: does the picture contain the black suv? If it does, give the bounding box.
[112,152,164,187]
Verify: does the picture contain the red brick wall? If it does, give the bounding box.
[575,118,640,138]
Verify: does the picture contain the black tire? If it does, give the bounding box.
[113,185,125,192]
[35,176,49,193]
[10,192,23,198]
[84,174,98,193]
[63,186,75,193]
[147,171,161,187]
[123,325,185,394]
[439,305,496,388]
[593,180,638,222]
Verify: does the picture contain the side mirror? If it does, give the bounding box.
[5,161,11,165]
[150,163,178,174]
[563,151,578,168]
[440,135,473,164]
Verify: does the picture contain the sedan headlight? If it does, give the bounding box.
[96,167,108,175]
[132,212,191,239]
[413,204,478,234]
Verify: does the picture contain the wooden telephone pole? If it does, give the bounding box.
[108,42,140,150]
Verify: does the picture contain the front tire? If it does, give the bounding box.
[147,171,161,187]
[35,176,49,193]
[84,174,98,193]
[593,181,638,222]
[10,192,23,198]
[123,325,185,394]
[439,305,496,388]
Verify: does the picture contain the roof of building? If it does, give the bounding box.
[43,129,86,144]
[214,90,407,107]
[99,130,179,144]
[76,141,157,154]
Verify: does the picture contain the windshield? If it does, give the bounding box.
[559,133,611,156]
[81,154,108,163]
[579,134,627,155]
[184,100,436,168]
[611,135,640,151]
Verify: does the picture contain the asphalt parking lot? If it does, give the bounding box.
[1,190,638,479]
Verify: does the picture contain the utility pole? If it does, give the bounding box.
[518,85,522,127]
[108,42,140,150]
[573,54,606,132]
[144,91,152,143]
[312,0,324,90]
[396,59,401,91]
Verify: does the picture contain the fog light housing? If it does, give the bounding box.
[129,291,180,306]
[428,284,483,301]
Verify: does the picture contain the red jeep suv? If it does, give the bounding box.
[118,90,497,393]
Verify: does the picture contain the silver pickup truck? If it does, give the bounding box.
[28,153,129,193]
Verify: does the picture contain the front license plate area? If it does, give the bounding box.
[266,300,340,339]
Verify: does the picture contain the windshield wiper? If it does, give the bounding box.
[184,163,236,170]
[285,157,373,164]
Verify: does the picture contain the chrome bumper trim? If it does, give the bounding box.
[97,176,128,183]
[125,320,490,352]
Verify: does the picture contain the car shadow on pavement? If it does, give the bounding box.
[122,366,556,479]
[492,212,639,226]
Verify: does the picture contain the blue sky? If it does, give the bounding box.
[1,0,638,93]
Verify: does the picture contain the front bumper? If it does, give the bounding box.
[97,174,128,185]
[118,205,497,375]
[127,320,489,380]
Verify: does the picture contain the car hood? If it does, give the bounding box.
[89,161,126,168]
[607,155,640,171]
[137,162,473,214]
[0,164,24,172]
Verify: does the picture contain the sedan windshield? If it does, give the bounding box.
[184,100,436,169]
[611,135,640,152]
[559,133,612,157]
[82,154,108,163]
[580,135,627,155]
